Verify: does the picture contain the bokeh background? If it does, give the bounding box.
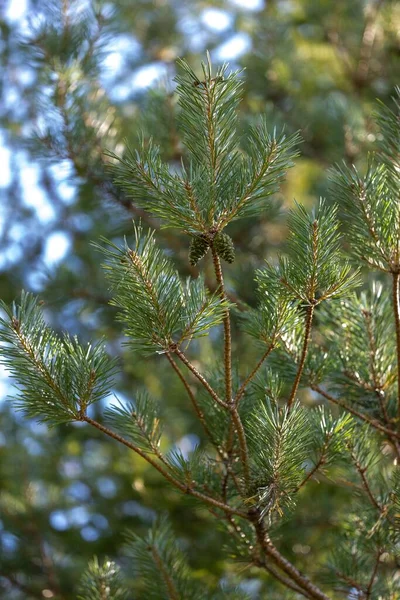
[0,0,399,598]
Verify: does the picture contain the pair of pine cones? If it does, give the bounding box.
[189,232,235,266]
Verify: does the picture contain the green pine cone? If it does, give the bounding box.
[189,234,210,266]
[214,233,235,263]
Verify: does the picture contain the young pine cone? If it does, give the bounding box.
[214,232,235,263]
[189,234,210,266]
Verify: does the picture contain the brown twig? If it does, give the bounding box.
[150,545,180,600]
[348,451,394,529]
[365,549,382,598]
[248,508,330,600]
[349,450,382,512]
[362,308,400,456]
[311,384,400,440]
[166,348,244,494]
[230,405,250,487]
[253,557,314,599]
[210,247,232,403]
[261,539,330,600]
[174,348,228,409]
[295,448,329,493]
[166,352,223,455]
[287,304,315,412]
[335,571,365,594]
[83,415,246,519]
[392,272,400,429]
[234,343,275,407]
[220,510,314,599]
[210,246,250,487]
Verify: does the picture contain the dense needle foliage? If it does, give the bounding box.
[1,48,400,599]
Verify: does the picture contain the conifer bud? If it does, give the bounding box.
[189,234,210,266]
[214,232,235,263]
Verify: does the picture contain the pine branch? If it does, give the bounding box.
[0,292,116,425]
[287,304,314,411]
[124,519,190,600]
[252,557,314,599]
[105,394,169,467]
[321,284,397,423]
[330,91,400,274]
[174,348,228,409]
[106,139,204,232]
[175,55,243,226]
[124,518,250,600]
[209,245,251,487]
[365,549,382,598]
[217,127,300,227]
[165,352,223,455]
[236,260,299,414]
[150,545,180,600]
[247,402,313,517]
[229,405,250,488]
[97,226,227,355]
[234,344,275,407]
[311,384,400,439]
[178,276,230,346]
[279,200,359,305]
[363,308,390,413]
[83,415,246,519]
[248,508,330,600]
[392,272,400,429]
[349,449,383,513]
[78,557,128,600]
[296,409,353,492]
[361,305,400,455]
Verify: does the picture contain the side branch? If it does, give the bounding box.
[166,352,223,455]
[311,384,400,440]
[230,406,250,487]
[253,557,313,599]
[295,454,327,493]
[365,549,382,598]
[83,416,247,519]
[349,450,382,513]
[174,348,228,409]
[224,344,275,490]
[249,509,330,600]
[234,344,275,407]
[261,539,329,600]
[150,546,179,600]
[392,272,400,428]
[287,304,315,411]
